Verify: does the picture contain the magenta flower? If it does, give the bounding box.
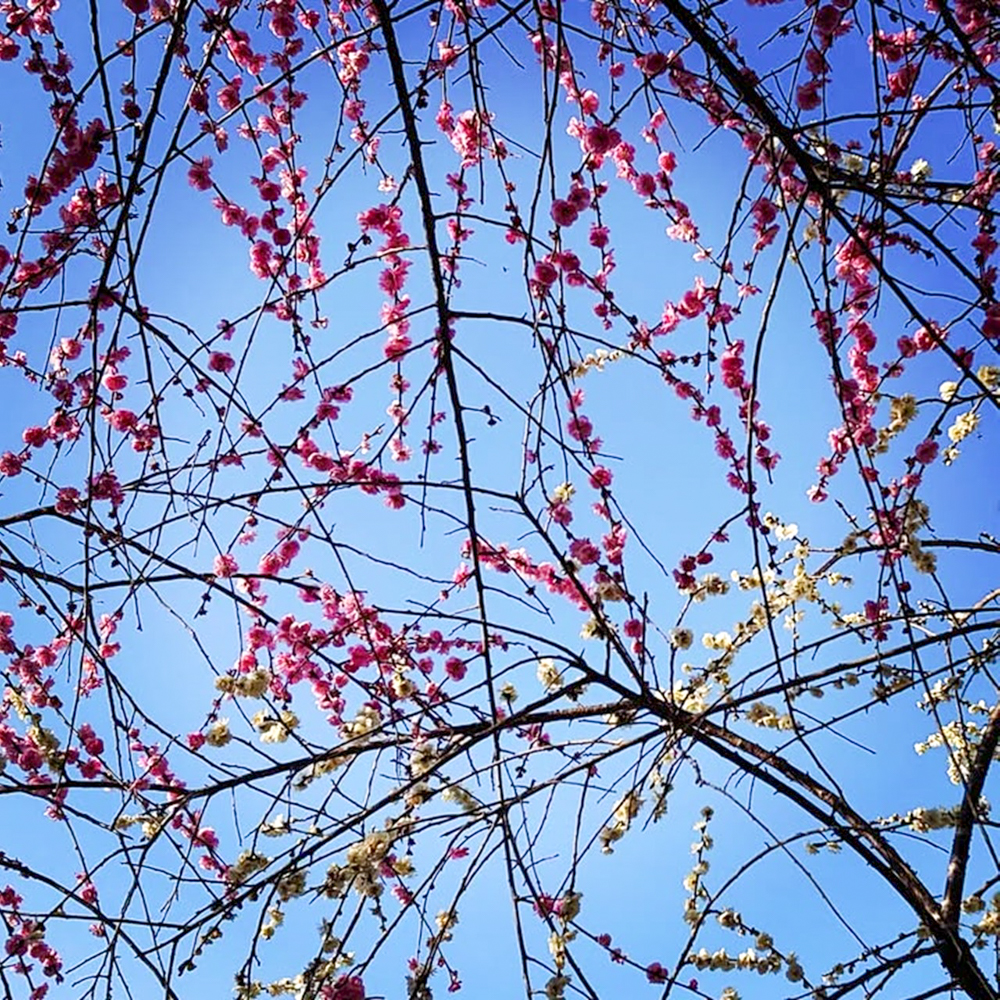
[551,199,579,227]
[646,961,668,983]
[187,157,213,191]
[208,351,236,374]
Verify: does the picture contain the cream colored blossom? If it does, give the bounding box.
[977,365,1000,389]
[252,710,299,744]
[552,482,575,504]
[227,850,269,886]
[600,790,643,852]
[260,814,291,837]
[391,670,416,699]
[948,410,979,443]
[671,627,694,650]
[235,669,271,698]
[276,870,305,901]
[545,974,571,999]
[205,718,232,747]
[435,908,459,940]
[703,631,733,652]
[342,704,381,738]
[537,658,564,692]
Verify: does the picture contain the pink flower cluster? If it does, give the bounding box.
[321,974,366,1000]
[438,104,501,167]
[2,883,62,990]
[358,203,414,360]
[290,432,406,510]
[463,538,590,611]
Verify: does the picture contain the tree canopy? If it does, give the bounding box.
[1,0,999,998]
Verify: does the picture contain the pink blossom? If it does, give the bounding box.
[590,224,609,248]
[56,487,81,514]
[209,351,235,374]
[589,466,612,488]
[646,962,668,983]
[805,48,829,75]
[984,306,1000,339]
[796,80,822,111]
[22,426,48,448]
[551,199,579,227]
[534,261,560,287]
[581,124,621,156]
[102,369,128,391]
[623,618,643,637]
[214,553,239,577]
[0,451,25,477]
[450,109,491,166]
[445,657,468,681]
[108,409,137,433]
[634,173,657,197]
[636,51,669,76]
[323,976,365,1000]
[187,157,214,191]
[567,184,592,211]
[270,10,297,37]
[217,77,242,111]
[570,538,600,564]
[886,63,918,100]
[913,324,943,352]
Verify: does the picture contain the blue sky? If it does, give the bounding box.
[1,2,999,999]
